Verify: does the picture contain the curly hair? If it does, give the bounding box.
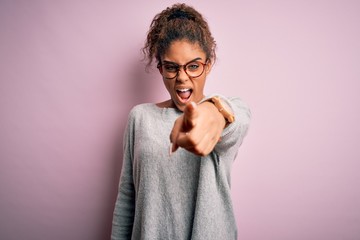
[142,3,216,68]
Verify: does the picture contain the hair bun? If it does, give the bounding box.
[167,9,195,21]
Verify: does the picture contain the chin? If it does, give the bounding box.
[174,102,186,112]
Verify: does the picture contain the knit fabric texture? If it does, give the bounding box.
[111,96,251,240]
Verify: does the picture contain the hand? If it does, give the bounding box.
[170,101,226,156]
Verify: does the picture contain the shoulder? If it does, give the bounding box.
[128,103,157,119]
[124,103,157,136]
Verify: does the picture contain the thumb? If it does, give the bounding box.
[183,101,198,131]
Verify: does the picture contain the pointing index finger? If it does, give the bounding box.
[183,101,198,131]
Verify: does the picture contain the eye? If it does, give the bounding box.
[186,62,200,71]
[164,64,178,72]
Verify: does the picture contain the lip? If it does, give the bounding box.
[175,88,193,104]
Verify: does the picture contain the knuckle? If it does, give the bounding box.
[193,145,206,156]
[187,136,198,146]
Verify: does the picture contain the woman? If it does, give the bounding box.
[111,3,251,240]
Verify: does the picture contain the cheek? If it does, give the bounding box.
[194,78,206,91]
[163,80,174,93]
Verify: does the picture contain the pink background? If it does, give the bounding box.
[1,1,359,239]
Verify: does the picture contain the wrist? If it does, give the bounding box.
[200,101,227,128]
[199,96,235,127]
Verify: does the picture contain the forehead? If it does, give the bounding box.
[162,40,206,63]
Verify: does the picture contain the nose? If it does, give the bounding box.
[176,67,189,82]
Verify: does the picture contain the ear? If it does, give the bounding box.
[205,61,213,74]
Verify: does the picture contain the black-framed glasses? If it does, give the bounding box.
[157,59,208,80]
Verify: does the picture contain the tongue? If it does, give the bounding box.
[178,90,191,99]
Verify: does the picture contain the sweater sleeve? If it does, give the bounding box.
[214,96,251,156]
[111,111,136,240]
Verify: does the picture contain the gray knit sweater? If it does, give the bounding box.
[111,96,251,240]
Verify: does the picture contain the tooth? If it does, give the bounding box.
[178,89,190,92]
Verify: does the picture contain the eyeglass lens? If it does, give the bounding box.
[161,61,205,79]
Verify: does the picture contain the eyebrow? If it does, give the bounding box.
[162,57,202,65]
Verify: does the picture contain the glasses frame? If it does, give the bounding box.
[157,59,208,80]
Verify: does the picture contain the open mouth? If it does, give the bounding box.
[176,88,193,103]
